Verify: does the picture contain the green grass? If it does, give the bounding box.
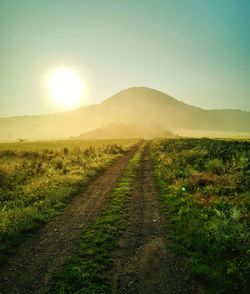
[151,138,250,293]
[52,143,144,294]
[0,139,138,266]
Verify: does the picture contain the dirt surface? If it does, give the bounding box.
[111,145,192,294]
[0,145,139,294]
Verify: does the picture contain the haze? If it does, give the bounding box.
[1,0,250,118]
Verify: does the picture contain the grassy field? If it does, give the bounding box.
[0,139,138,265]
[1,137,249,293]
[151,138,250,293]
[0,139,138,152]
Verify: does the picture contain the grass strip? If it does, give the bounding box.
[53,144,144,293]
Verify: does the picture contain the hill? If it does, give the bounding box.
[0,87,250,141]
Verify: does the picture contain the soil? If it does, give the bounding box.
[0,144,139,294]
[111,145,193,294]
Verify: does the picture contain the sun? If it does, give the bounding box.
[48,67,83,108]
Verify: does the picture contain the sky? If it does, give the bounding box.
[0,0,249,117]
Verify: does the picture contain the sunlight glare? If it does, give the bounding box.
[48,68,83,108]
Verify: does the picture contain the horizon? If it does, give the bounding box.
[1,0,250,117]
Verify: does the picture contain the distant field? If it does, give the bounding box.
[0,138,137,152]
[0,139,138,264]
[151,138,250,292]
[173,128,250,140]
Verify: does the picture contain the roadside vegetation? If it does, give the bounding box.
[53,143,144,293]
[151,138,250,293]
[0,139,137,265]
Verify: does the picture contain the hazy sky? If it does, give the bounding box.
[0,0,249,117]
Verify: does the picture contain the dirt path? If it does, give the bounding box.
[0,144,139,294]
[111,144,190,294]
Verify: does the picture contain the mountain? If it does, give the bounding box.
[0,87,250,141]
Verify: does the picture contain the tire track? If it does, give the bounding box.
[0,144,139,294]
[111,144,189,294]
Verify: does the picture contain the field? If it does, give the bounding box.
[0,138,249,293]
[0,139,137,264]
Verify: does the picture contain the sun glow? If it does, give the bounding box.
[48,68,83,108]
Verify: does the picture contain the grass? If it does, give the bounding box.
[151,138,250,293]
[52,143,144,293]
[0,139,138,266]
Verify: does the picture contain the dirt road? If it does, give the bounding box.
[111,145,190,294]
[0,145,139,294]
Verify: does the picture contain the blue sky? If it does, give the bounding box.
[0,0,249,116]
